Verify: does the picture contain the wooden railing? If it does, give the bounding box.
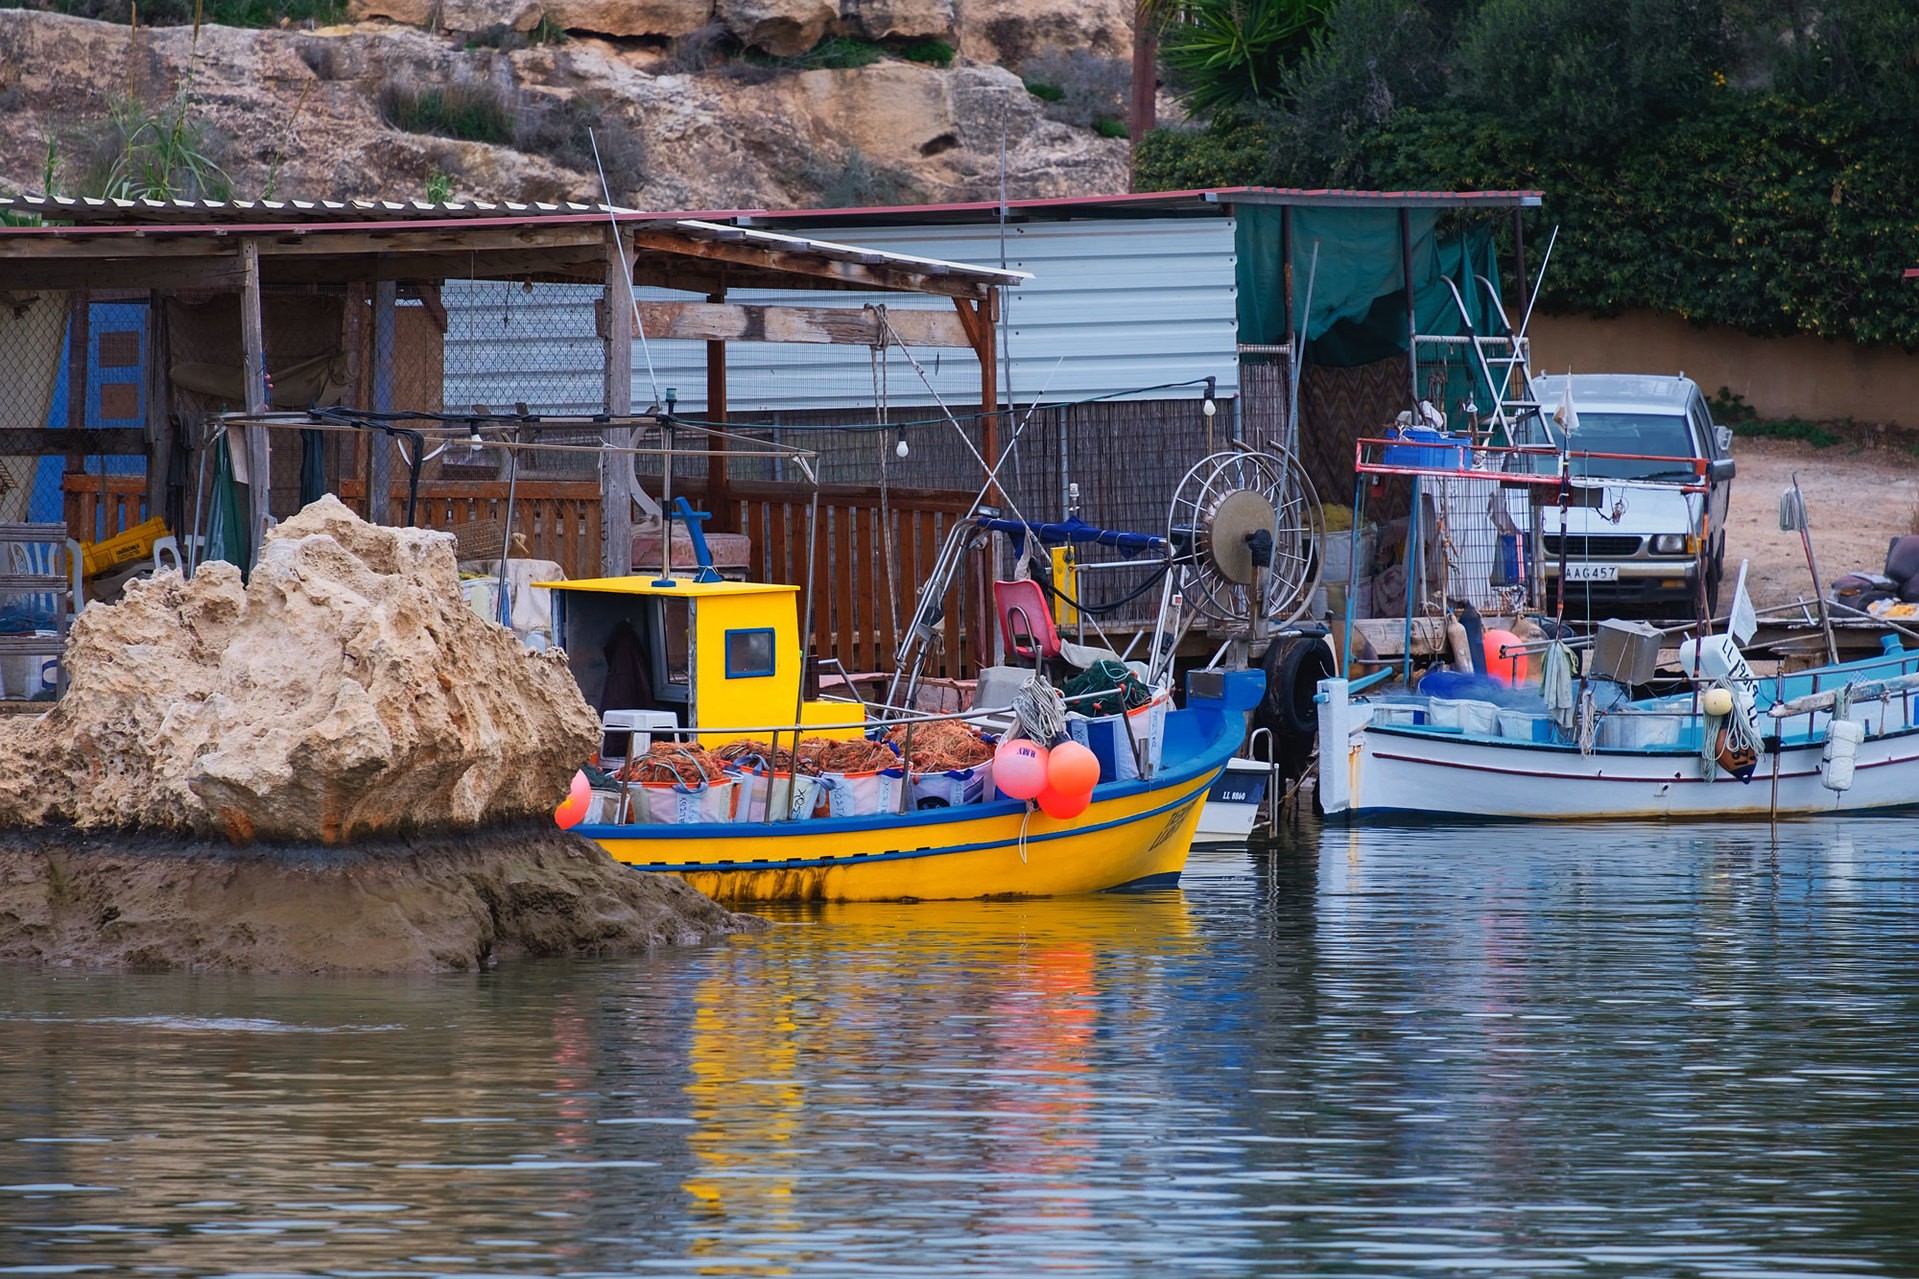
[337,479,604,579]
[62,474,149,545]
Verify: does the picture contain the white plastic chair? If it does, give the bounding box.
[152,535,182,575]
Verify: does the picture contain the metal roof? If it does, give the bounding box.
[0,205,1027,296]
[0,184,1541,229]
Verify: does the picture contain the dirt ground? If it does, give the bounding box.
[1724,436,1918,607]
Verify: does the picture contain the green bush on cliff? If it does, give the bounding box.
[1134,0,1919,352]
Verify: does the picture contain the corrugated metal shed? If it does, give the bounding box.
[444,216,1238,415]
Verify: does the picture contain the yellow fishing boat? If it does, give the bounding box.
[549,573,1264,904]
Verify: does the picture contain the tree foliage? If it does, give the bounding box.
[1135,0,1919,349]
[1154,0,1336,118]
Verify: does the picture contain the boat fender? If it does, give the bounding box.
[1823,718,1863,792]
[1257,634,1338,741]
[1445,618,1475,673]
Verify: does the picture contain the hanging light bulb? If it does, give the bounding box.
[895,435,910,459]
[1202,398,1217,418]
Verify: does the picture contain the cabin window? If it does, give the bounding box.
[724,628,776,679]
[657,596,692,695]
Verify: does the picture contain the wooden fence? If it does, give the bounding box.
[336,479,604,577]
[62,474,149,545]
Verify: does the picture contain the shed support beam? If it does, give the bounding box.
[706,289,731,532]
[1399,208,1419,409]
[240,239,271,564]
[601,226,635,577]
[953,292,999,498]
[369,279,396,524]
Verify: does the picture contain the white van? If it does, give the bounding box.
[1530,373,1735,615]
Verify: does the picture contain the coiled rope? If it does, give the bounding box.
[1012,671,1067,746]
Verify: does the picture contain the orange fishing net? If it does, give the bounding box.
[618,743,729,785]
[885,720,994,772]
[796,737,898,774]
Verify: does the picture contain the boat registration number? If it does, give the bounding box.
[1565,564,1619,582]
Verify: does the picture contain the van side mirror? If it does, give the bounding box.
[1714,424,1733,453]
[1710,457,1736,483]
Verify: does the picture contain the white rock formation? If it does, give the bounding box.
[0,497,600,845]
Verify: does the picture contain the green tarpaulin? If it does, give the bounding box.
[1235,205,1507,423]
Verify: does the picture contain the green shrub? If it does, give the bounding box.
[378,78,515,145]
[794,146,918,208]
[1023,80,1065,102]
[896,37,953,67]
[1094,116,1128,139]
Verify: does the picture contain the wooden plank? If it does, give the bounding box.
[0,635,64,656]
[601,226,634,576]
[941,514,963,681]
[627,229,993,301]
[767,498,789,591]
[854,503,877,671]
[814,501,834,668]
[635,301,973,348]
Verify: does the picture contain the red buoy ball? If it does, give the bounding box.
[554,769,592,829]
[1481,628,1530,687]
[1036,784,1091,820]
[1047,740,1101,798]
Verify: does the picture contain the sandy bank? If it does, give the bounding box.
[0,824,765,973]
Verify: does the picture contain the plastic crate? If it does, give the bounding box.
[80,517,170,580]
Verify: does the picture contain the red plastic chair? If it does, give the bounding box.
[993,578,1062,662]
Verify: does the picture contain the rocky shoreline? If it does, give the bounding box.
[0,823,765,972]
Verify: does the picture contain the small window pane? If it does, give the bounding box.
[725,628,775,678]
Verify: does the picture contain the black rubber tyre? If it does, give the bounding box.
[1258,634,1339,741]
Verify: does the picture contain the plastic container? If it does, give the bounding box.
[1382,428,1470,472]
[80,517,168,580]
[1597,712,1687,750]
[1457,699,1500,736]
[1497,711,1555,742]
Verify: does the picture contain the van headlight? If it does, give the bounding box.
[1651,534,1695,555]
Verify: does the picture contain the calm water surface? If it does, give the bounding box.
[4,820,1919,1277]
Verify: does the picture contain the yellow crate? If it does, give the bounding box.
[80,517,170,580]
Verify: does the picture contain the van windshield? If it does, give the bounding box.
[1565,412,1699,481]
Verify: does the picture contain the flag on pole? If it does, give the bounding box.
[1730,558,1758,643]
[1553,378,1580,439]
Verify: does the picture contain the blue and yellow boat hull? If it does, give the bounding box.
[582,670,1263,903]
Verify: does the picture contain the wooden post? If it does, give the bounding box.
[601,225,634,577]
[1128,0,1158,148]
[144,290,174,531]
[1399,208,1420,409]
[239,239,271,562]
[369,279,396,524]
[706,288,731,532]
[955,291,1000,499]
[63,290,89,535]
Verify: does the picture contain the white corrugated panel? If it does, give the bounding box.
[442,217,1238,416]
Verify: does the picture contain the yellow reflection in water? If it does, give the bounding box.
[681,891,1198,1271]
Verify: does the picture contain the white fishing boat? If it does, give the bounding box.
[1317,628,1919,822]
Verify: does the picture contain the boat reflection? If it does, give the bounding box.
[677,891,1201,1271]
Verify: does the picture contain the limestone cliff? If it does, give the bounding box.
[0,0,1134,210]
[0,495,601,844]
